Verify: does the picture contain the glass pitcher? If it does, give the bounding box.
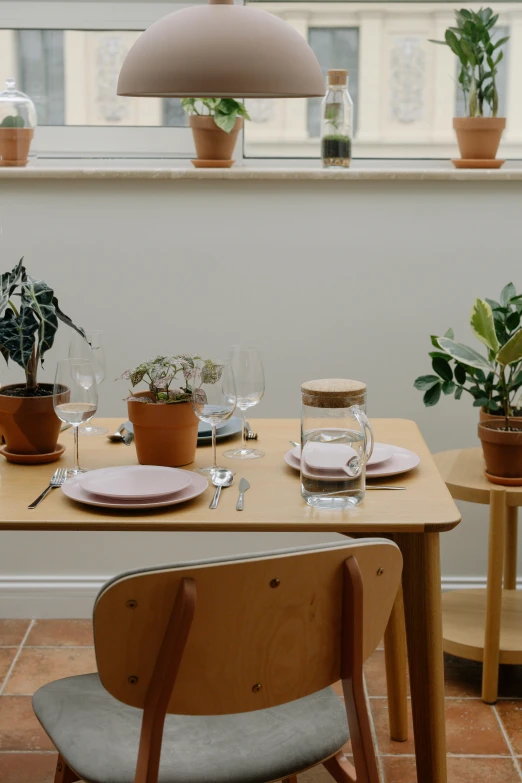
[301,379,374,509]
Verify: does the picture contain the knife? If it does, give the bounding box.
[236,477,250,511]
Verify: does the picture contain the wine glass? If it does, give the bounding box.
[54,359,98,477]
[69,330,107,436]
[223,345,265,460]
[191,358,236,476]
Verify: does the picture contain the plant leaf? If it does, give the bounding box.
[0,258,24,316]
[423,383,442,407]
[52,296,86,342]
[501,283,516,307]
[0,305,38,371]
[432,356,453,381]
[414,374,441,391]
[442,380,456,395]
[21,277,59,362]
[470,298,500,353]
[454,363,467,385]
[497,329,522,366]
[213,111,237,133]
[454,386,463,400]
[437,337,493,371]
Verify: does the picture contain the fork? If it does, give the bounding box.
[245,421,258,440]
[28,468,67,509]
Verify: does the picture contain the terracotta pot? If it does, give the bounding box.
[189,116,242,167]
[453,117,506,161]
[478,419,522,484]
[0,128,34,167]
[0,383,69,454]
[127,391,199,467]
[479,407,522,426]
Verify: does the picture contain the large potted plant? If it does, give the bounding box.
[0,259,86,455]
[122,355,218,467]
[181,98,250,168]
[415,284,522,484]
[430,8,509,168]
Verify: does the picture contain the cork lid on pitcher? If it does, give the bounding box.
[301,378,366,408]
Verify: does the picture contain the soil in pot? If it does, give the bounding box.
[0,383,69,454]
[321,134,351,167]
[190,116,242,167]
[453,117,506,163]
[127,392,199,468]
[478,419,522,484]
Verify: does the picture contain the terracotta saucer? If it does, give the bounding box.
[0,442,66,465]
[451,158,505,169]
[484,469,522,486]
[190,159,235,169]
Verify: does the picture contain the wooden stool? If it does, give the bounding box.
[435,448,522,704]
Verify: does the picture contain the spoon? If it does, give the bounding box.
[209,469,234,509]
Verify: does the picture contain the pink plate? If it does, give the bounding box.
[78,465,191,500]
[285,445,420,480]
[294,442,395,469]
[63,472,208,509]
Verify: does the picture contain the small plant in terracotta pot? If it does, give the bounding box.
[430,8,509,168]
[122,355,218,467]
[415,283,522,484]
[0,259,86,456]
[181,98,250,169]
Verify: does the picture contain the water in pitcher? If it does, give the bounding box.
[300,427,366,509]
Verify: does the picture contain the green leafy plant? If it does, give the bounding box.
[429,8,508,117]
[0,259,86,394]
[0,115,25,128]
[181,98,250,133]
[121,355,221,404]
[414,284,522,429]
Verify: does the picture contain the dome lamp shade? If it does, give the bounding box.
[117,0,325,99]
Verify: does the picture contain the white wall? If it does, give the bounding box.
[0,177,520,615]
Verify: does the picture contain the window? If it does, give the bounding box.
[0,1,521,160]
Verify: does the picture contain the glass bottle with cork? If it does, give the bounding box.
[321,69,353,168]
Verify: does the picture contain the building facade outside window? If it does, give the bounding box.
[0,1,521,159]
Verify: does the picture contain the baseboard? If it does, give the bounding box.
[0,574,520,618]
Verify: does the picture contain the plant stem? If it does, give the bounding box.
[7,299,18,316]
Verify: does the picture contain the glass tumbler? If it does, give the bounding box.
[301,379,374,509]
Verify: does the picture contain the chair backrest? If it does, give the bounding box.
[93,538,401,716]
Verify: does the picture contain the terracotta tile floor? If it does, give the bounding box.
[0,620,521,783]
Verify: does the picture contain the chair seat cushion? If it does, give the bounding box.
[33,674,349,783]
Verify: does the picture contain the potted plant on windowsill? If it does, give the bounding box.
[414,284,522,484]
[430,7,509,168]
[0,259,86,457]
[181,98,250,169]
[121,355,218,467]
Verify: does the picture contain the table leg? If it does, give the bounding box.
[504,505,518,591]
[394,532,447,783]
[383,583,409,742]
[483,489,506,704]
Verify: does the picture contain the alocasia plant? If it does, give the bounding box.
[0,259,86,393]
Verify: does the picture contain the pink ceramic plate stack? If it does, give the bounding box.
[284,442,420,480]
[61,465,208,509]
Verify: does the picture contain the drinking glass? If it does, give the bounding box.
[223,345,265,460]
[69,330,107,435]
[191,359,236,476]
[54,359,98,476]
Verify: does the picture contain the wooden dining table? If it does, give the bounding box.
[0,417,460,783]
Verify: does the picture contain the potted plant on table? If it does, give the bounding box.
[122,355,219,467]
[0,259,86,457]
[415,284,522,484]
[429,8,509,168]
[181,98,250,168]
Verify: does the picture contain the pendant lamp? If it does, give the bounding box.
[117,0,325,99]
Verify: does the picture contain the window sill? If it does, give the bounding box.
[1,159,522,181]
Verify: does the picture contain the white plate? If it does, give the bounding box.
[285,445,420,480]
[78,465,192,500]
[62,472,209,509]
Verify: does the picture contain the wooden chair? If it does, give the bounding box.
[33,539,402,783]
